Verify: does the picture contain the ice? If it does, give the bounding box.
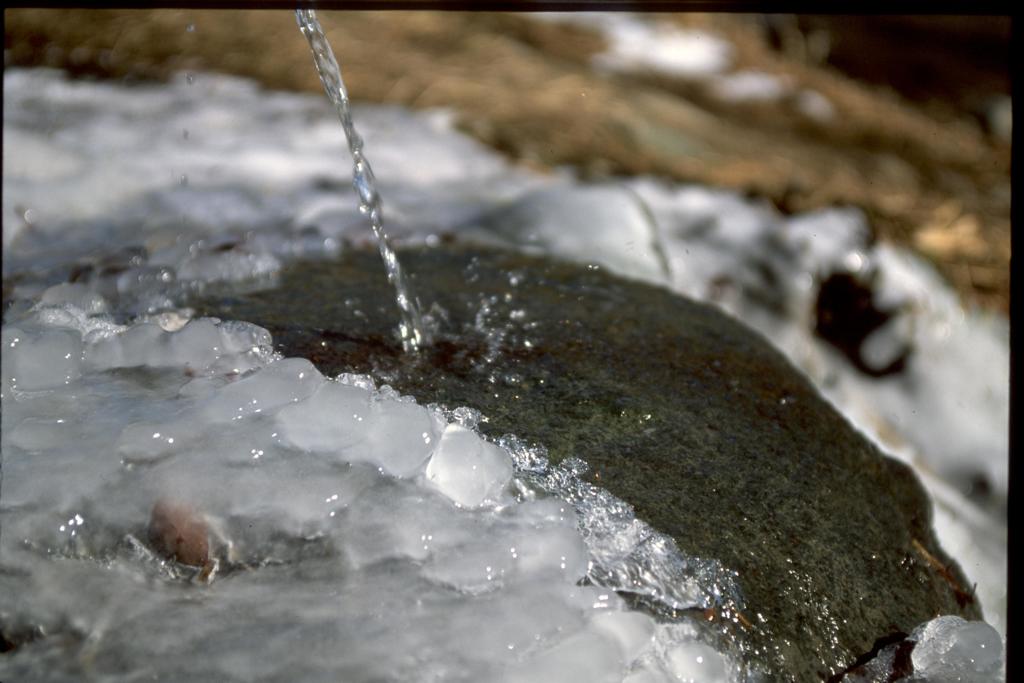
[276,381,374,451]
[85,317,273,375]
[504,630,625,683]
[421,499,589,592]
[526,453,742,616]
[1,325,83,392]
[909,616,1003,682]
[38,282,110,315]
[361,397,443,476]
[202,357,325,423]
[664,640,730,683]
[426,423,514,507]
[85,321,164,368]
[340,481,463,567]
[623,670,665,683]
[591,611,657,663]
[6,416,77,451]
[276,380,442,477]
[504,513,588,581]
[26,303,125,343]
[116,419,189,462]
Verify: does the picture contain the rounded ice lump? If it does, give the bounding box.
[426,423,514,507]
[276,380,443,477]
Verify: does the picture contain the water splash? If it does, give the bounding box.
[295,9,430,353]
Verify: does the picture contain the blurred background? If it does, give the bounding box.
[3,9,1011,313]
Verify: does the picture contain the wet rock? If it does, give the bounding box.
[193,243,981,681]
[148,498,210,569]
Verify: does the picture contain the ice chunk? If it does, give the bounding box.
[503,630,623,683]
[622,669,664,683]
[664,640,729,683]
[84,318,272,374]
[276,382,440,477]
[420,498,588,593]
[117,420,188,462]
[910,615,1003,682]
[2,325,83,391]
[85,321,162,369]
[29,303,125,343]
[6,417,76,451]
[341,483,463,568]
[590,611,656,663]
[276,381,374,451]
[423,523,583,593]
[38,283,109,315]
[161,318,227,367]
[361,398,442,477]
[510,520,588,582]
[426,424,513,507]
[202,357,325,423]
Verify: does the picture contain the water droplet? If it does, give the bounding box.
[186,23,196,33]
[353,162,378,208]
[185,73,195,85]
[179,174,189,187]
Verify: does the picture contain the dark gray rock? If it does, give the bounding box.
[193,244,980,681]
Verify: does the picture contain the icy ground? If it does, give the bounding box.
[2,68,1007,680]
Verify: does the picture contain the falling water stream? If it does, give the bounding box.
[295,9,430,353]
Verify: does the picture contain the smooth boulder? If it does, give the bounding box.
[194,244,981,681]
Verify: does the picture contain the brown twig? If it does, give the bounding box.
[911,538,975,609]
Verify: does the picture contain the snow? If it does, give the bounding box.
[711,70,792,103]
[535,13,733,78]
[466,184,671,286]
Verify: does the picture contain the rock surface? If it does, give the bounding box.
[194,244,981,681]
[148,498,210,568]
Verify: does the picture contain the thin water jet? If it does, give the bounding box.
[295,9,431,353]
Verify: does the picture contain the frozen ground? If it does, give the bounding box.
[1,68,1007,680]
